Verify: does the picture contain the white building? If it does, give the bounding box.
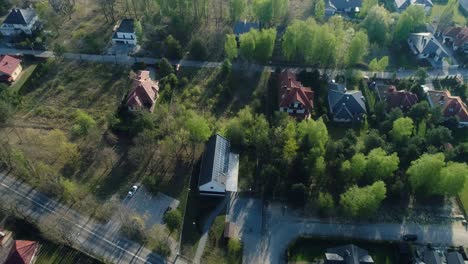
[112,19,137,46]
[0,8,41,36]
[198,135,239,196]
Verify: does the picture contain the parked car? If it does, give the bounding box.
[127,185,139,198]
[402,234,418,241]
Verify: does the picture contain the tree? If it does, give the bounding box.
[164,35,183,59]
[408,101,430,123]
[272,0,289,24]
[120,214,146,242]
[225,34,238,60]
[98,0,117,23]
[414,67,428,85]
[407,153,445,195]
[253,28,277,62]
[253,0,273,24]
[440,162,468,196]
[71,110,97,137]
[347,31,369,66]
[348,153,367,182]
[340,181,387,218]
[394,5,425,42]
[297,118,329,155]
[365,148,400,181]
[436,0,456,33]
[362,6,392,45]
[426,126,453,148]
[185,113,211,144]
[0,100,12,124]
[163,210,182,234]
[230,0,247,21]
[317,192,334,215]
[239,31,256,60]
[53,43,66,59]
[364,129,385,153]
[314,0,325,20]
[390,117,414,144]
[227,238,243,262]
[368,56,389,72]
[158,58,174,78]
[360,0,378,17]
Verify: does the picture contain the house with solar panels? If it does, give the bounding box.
[198,134,239,196]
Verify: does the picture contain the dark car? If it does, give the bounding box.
[402,234,418,241]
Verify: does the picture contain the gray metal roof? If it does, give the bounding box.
[328,84,367,121]
[325,244,374,264]
[408,33,449,58]
[198,134,230,187]
[326,0,362,10]
[446,252,464,264]
[395,0,433,9]
[3,8,37,25]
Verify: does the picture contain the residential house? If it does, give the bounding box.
[324,244,374,263]
[278,70,315,120]
[394,0,433,13]
[198,134,239,196]
[325,0,362,16]
[422,249,443,264]
[446,252,466,264]
[0,55,22,83]
[370,83,418,110]
[233,20,259,44]
[426,89,468,127]
[442,26,468,53]
[112,19,137,45]
[408,33,449,62]
[0,230,39,264]
[0,8,41,36]
[328,81,367,122]
[126,70,159,112]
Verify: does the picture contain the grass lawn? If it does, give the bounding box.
[430,3,467,25]
[288,237,398,264]
[9,64,38,93]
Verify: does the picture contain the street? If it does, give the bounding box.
[0,172,167,264]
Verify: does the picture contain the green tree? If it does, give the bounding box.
[0,100,12,124]
[390,117,414,144]
[298,118,329,155]
[225,34,238,60]
[227,238,243,262]
[289,183,307,206]
[394,5,425,42]
[254,28,277,62]
[135,20,143,42]
[239,31,256,60]
[71,110,97,137]
[365,148,400,181]
[314,0,325,20]
[349,153,367,181]
[185,113,211,143]
[407,153,445,195]
[440,162,468,196]
[164,35,182,59]
[189,38,207,60]
[340,181,387,217]
[408,101,430,123]
[360,0,378,17]
[163,210,182,234]
[347,31,369,66]
[230,0,247,21]
[253,0,273,24]
[362,6,392,45]
[272,0,289,24]
[158,58,174,78]
[317,192,334,215]
[426,126,453,148]
[368,56,389,72]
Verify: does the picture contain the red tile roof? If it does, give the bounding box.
[6,240,39,264]
[385,86,419,110]
[0,55,21,78]
[427,90,468,123]
[126,70,159,112]
[278,70,314,119]
[443,26,468,48]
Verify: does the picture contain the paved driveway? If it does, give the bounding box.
[125,187,179,228]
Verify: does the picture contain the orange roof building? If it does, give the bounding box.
[126,70,159,112]
[278,70,314,120]
[427,90,468,127]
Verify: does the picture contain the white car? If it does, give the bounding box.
[127,185,139,198]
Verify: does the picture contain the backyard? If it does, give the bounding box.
[430,3,467,25]
[287,237,398,264]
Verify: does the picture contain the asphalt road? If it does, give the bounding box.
[0,172,167,264]
[0,47,467,79]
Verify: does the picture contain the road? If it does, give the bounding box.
[0,172,167,264]
[1,48,467,79]
[228,198,468,264]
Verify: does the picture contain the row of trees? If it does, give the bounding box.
[225,28,277,62]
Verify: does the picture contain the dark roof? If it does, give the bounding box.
[325,244,374,264]
[233,21,259,35]
[395,0,433,10]
[447,252,464,264]
[408,33,449,58]
[328,83,367,121]
[326,0,362,10]
[384,86,419,110]
[116,19,135,33]
[3,8,37,25]
[423,250,442,264]
[198,134,231,187]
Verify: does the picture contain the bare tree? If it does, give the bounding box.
[98,0,117,23]
[48,0,76,19]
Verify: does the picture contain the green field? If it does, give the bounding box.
[430,3,467,25]
[288,237,397,264]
